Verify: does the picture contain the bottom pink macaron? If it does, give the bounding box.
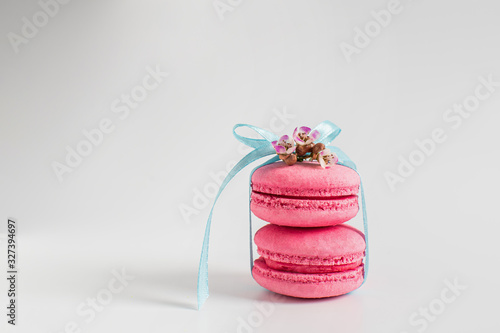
[252,224,366,298]
[252,258,364,298]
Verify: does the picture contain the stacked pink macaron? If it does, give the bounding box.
[251,161,366,298]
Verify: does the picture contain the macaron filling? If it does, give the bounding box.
[257,248,365,274]
[253,258,364,284]
[251,191,359,211]
[251,183,360,198]
[264,258,363,274]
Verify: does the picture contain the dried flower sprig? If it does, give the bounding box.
[293,126,320,146]
[318,148,339,168]
[271,135,297,166]
[271,127,338,168]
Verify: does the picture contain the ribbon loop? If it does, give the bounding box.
[233,124,279,148]
[197,121,369,309]
[313,120,341,146]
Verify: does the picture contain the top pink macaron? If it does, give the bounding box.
[251,161,360,227]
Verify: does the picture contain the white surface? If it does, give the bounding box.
[1,0,500,332]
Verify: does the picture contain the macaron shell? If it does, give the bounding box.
[254,224,366,266]
[251,162,360,226]
[251,162,360,198]
[252,258,364,298]
[251,193,358,227]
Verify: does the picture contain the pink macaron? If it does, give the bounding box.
[251,161,360,227]
[252,224,365,298]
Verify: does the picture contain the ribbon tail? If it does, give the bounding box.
[197,145,276,309]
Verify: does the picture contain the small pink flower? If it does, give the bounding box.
[271,135,296,155]
[318,148,338,168]
[293,126,320,146]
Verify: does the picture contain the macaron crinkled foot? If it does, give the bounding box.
[252,224,365,298]
[251,161,360,227]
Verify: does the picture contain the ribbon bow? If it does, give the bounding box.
[197,121,369,309]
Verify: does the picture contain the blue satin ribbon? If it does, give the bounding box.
[197,121,369,309]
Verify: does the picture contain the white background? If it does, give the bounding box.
[1,0,500,332]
